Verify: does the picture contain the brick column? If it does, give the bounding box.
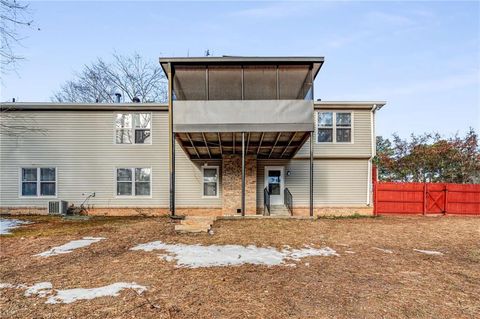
[222,155,257,215]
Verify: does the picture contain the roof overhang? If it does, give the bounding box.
[160,56,324,79]
[314,101,387,111]
[0,102,168,111]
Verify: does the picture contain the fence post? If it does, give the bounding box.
[444,184,448,215]
[423,183,427,215]
[372,165,378,216]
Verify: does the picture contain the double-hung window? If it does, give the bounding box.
[202,166,218,197]
[316,112,352,143]
[21,167,56,197]
[116,168,151,196]
[115,113,151,144]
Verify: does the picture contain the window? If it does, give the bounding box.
[115,113,151,144]
[21,167,56,197]
[316,112,352,143]
[116,168,151,196]
[202,166,218,197]
[336,113,352,143]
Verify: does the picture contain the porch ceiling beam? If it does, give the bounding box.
[281,132,297,158]
[257,132,265,155]
[218,133,223,156]
[186,133,200,159]
[182,140,304,148]
[183,143,302,149]
[202,132,212,159]
[290,132,311,158]
[268,133,282,159]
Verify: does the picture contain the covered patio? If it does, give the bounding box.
[160,56,324,217]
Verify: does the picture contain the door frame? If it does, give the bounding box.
[264,166,285,205]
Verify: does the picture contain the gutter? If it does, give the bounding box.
[367,103,383,206]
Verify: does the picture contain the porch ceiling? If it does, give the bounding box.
[176,131,310,160]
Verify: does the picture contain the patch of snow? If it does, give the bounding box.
[345,251,356,254]
[414,249,444,256]
[0,218,31,235]
[1,281,146,304]
[373,247,393,254]
[131,241,338,268]
[35,237,105,257]
[24,282,53,297]
[46,282,147,304]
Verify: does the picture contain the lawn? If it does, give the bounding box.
[0,215,479,318]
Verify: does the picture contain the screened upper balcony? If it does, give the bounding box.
[160,57,324,101]
[159,57,324,135]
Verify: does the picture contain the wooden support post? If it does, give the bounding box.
[423,183,427,215]
[372,165,378,216]
[444,184,448,215]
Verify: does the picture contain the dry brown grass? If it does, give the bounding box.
[0,215,479,318]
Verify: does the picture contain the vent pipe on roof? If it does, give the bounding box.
[115,93,122,103]
[132,96,140,103]
[12,98,15,102]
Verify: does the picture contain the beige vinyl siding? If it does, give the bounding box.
[257,159,369,208]
[295,109,372,158]
[0,110,221,209]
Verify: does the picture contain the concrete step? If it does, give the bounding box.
[175,224,209,233]
[181,219,213,226]
[175,216,216,233]
[184,216,216,221]
[269,205,291,216]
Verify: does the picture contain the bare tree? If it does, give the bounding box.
[1,0,33,73]
[52,53,168,103]
[0,105,46,136]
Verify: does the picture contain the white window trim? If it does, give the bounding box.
[201,166,219,198]
[18,167,58,198]
[115,167,152,198]
[315,111,354,144]
[113,112,153,145]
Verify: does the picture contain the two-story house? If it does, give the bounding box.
[0,56,385,217]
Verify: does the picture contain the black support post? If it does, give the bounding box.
[310,131,314,217]
[168,63,175,216]
[241,132,246,216]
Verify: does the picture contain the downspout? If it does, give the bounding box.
[367,104,379,206]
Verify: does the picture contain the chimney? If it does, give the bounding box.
[12,98,15,102]
[115,93,122,103]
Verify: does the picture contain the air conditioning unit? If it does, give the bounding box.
[48,200,68,215]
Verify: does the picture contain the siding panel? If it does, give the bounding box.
[0,111,221,209]
[295,109,372,158]
[257,159,369,207]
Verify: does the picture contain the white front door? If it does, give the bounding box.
[265,166,284,205]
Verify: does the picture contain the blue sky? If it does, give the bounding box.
[1,0,479,138]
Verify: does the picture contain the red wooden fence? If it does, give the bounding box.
[372,168,480,216]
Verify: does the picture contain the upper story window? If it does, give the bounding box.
[115,113,151,144]
[316,112,352,143]
[21,167,56,197]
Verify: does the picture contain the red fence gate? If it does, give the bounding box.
[372,169,480,216]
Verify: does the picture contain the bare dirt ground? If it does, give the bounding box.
[0,215,479,319]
